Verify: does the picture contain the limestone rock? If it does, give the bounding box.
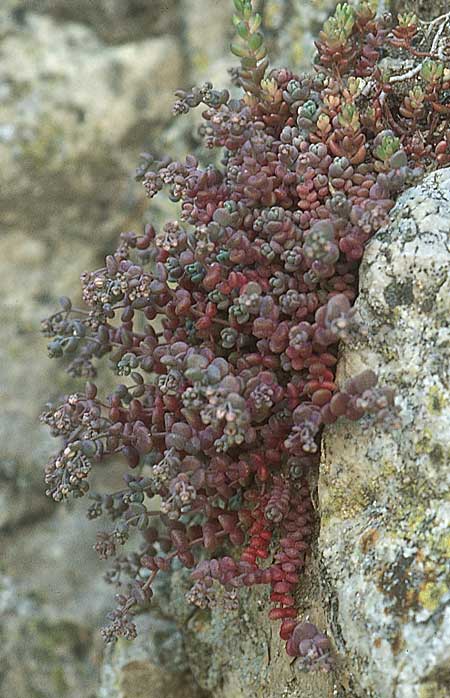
[0,462,128,698]
[0,10,183,239]
[99,613,205,698]
[319,168,450,698]
[0,508,112,698]
[260,0,338,70]
[0,6,182,533]
[181,0,234,83]
[160,564,335,698]
[20,0,180,44]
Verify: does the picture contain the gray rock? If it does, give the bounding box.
[319,168,450,698]
[0,7,183,534]
[259,0,337,71]
[99,612,206,698]
[0,11,183,239]
[181,0,234,83]
[179,568,335,698]
[0,506,112,698]
[9,0,180,44]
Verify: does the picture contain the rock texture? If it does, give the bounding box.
[99,611,207,698]
[320,167,450,698]
[0,4,183,537]
[0,509,110,698]
[25,0,180,44]
[181,570,335,698]
[0,575,98,698]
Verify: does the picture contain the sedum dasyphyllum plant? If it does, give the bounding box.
[41,0,450,673]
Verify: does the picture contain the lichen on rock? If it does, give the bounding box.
[319,168,450,698]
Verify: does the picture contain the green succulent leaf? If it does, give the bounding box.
[248,32,263,51]
[230,42,250,58]
[236,20,249,39]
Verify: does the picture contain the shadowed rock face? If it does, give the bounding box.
[99,613,208,698]
[9,0,181,44]
[320,168,450,698]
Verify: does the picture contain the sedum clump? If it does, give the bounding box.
[41,0,450,671]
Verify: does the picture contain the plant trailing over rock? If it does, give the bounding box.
[41,0,450,673]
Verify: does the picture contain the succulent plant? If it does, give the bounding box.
[41,0,450,668]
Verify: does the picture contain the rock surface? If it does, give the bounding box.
[0,4,183,538]
[25,0,180,44]
[320,167,450,698]
[0,507,111,698]
[0,574,99,698]
[99,612,206,698]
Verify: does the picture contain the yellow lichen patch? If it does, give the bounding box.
[405,506,427,536]
[320,485,372,526]
[380,460,397,478]
[418,581,449,612]
[419,681,450,698]
[415,429,434,455]
[427,385,448,415]
[434,532,450,559]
